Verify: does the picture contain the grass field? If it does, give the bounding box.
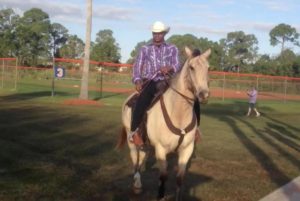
[0,88,300,201]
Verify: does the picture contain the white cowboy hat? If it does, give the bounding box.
[151,21,170,33]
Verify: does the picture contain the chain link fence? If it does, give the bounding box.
[1,58,300,102]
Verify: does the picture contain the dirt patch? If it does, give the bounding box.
[63,99,102,106]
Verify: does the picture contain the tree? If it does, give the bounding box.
[199,38,223,70]
[168,34,201,64]
[50,23,68,57]
[253,54,275,75]
[59,35,84,59]
[270,23,300,54]
[292,55,300,77]
[129,34,222,70]
[275,49,297,76]
[90,29,121,63]
[222,31,258,72]
[15,8,51,66]
[127,40,149,64]
[0,8,20,57]
[79,0,92,100]
[168,34,223,69]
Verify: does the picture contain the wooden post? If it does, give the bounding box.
[284,77,287,103]
[222,72,225,101]
[52,57,55,97]
[1,59,4,88]
[14,58,18,90]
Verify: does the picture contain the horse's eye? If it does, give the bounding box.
[190,66,195,71]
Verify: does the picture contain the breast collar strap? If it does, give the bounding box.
[160,96,197,152]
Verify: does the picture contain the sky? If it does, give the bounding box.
[1,0,300,62]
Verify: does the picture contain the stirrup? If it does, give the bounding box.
[128,130,144,147]
[133,133,144,147]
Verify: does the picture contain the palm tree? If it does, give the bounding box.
[79,0,92,99]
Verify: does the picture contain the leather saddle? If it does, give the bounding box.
[126,80,169,144]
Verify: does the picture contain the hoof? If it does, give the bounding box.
[133,187,142,194]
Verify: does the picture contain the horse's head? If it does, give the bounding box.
[184,47,211,103]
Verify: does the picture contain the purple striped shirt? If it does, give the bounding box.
[132,42,180,83]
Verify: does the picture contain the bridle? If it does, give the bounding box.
[163,59,197,104]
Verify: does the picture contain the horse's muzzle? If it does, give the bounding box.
[198,90,210,104]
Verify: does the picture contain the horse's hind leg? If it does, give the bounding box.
[155,146,168,200]
[175,144,194,201]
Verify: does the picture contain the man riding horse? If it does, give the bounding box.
[129,21,201,147]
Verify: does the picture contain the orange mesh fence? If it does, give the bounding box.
[209,72,300,101]
[1,57,300,101]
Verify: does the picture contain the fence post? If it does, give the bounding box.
[222,72,225,101]
[272,78,274,93]
[100,70,103,99]
[1,59,4,88]
[14,58,18,90]
[51,57,55,97]
[284,77,287,103]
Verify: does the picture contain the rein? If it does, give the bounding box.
[163,73,195,104]
[169,85,194,103]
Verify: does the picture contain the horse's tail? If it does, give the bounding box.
[115,126,127,149]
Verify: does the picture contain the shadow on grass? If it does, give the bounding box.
[0,90,127,102]
[264,115,300,138]
[109,173,211,201]
[1,96,299,200]
[106,151,212,201]
[0,101,118,200]
[104,100,300,201]
[204,101,300,196]
[0,91,69,101]
[263,125,300,152]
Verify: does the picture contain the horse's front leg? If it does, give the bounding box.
[176,143,194,201]
[129,143,146,194]
[155,146,168,200]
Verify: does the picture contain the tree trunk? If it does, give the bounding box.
[281,37,285,54]
[79,0,92,100]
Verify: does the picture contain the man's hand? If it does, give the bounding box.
[160,66,173,75]
[135,80,143,93]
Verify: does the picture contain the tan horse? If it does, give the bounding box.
[117,47,211,201]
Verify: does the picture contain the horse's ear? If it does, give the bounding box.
[184,46,193,58]
[202,48,211,59]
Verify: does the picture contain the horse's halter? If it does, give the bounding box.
[186,59,199,98]
[185,56,209,103]
[165,57,206,104]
